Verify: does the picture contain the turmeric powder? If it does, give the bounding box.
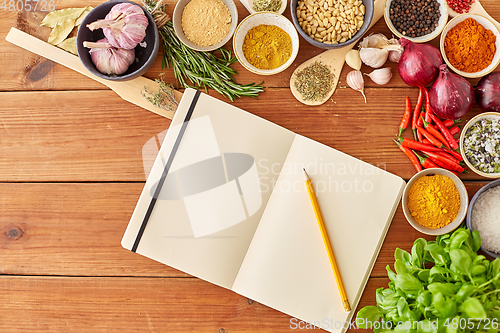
[407,174,460,229]
[242,24,292,70]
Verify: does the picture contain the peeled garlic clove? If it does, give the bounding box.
[365,67,392,85]
[346,70,366,103]
[359,47,388,68]
[345,49,362,71]
[388,50,402,63]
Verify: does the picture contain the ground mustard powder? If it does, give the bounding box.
[407,174,460,229]
[242,24,292,70]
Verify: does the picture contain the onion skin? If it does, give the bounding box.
[429,64,474,120]
[398,38,442,87]
[475,72,500,112]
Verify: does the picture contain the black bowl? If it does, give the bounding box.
[290,0,374,49]
[76,0,159,81]
[466,178,500,258]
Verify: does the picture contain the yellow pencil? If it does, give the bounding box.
[303,168,351,312]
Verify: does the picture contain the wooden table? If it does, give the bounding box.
[1,1,499,331]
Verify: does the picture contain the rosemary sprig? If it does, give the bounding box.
[142,0,264,102]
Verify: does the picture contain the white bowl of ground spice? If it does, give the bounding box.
[440,13,500,78]
[173,0,238,52]
[402,168,468,236]
[233,12,300,75]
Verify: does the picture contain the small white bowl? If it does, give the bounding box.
[402,168,468,236]
[173,0,238,52]
[239,0,287,15]
[440,13,500,78]
[233,12,299,75]
[384,0,448,43]
[460,112,500,178]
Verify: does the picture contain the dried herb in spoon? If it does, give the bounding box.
[294,61,335,102]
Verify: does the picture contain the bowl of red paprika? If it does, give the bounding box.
[440,13,500,78]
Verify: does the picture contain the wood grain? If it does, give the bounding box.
[0,274,390,332]
[0,182,488,278]
[0,89,488,182]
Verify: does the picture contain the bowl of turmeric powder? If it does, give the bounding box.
[440,13,500,78]
[402,168,468,236]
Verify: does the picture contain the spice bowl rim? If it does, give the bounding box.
[289,0,374,50]
[232,12,300,75]
[239,0,287,15]
[439,13,500,78]
[401,168,468,236]
[465,178,500,259]
[459,112,500,179]
[172,0,238,52]
[76,0,159,81]
[384,0,448,43]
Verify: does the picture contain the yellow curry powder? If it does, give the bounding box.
[407,175,460,229]
[242,24,292,70]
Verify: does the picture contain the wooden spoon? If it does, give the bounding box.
[5,27,183,119]
[290,0,385,106]
[447,0,500,31]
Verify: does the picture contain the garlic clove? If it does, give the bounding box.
[345,49,362,71]
[358,33,390,49]
[365,67,392,85]
[346,70,366,103]
[359,47,388,68]
[388,50,402,63]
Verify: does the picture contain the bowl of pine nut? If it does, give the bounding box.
[290,0,373,49]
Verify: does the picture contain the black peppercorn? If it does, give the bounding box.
[389,0,440,38]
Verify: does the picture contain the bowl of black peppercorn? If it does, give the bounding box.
[385,0,448,43]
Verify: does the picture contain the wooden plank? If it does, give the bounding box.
[0,274,389,332]
[0,182,489,277]
[0,88,486,182]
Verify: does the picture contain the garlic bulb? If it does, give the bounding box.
[346,70,366,103]
[359,47,389,68]
[345,49,362,71]
[84,38,135,75]
[388,50,402,63]
[365,67,392,85]
[87,3,148,50]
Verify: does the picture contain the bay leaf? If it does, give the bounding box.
[57,37,77,55]
[75,6,94,26]
[41,7,87,28]
[47,19,76,46]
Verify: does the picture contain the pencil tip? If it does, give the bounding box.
[303,168,306,171]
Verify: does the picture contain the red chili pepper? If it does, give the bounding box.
[422,118,451,149]
[417,111,424,142]
[413,151,439,169]
[443,119,461,127]
[399,96,412,136]
[442,148,463,161]
[449,126,460,136]
[398,137,443,152]
[394,139,423,172]
[430,114,459,150]
[412,87,424,140]
[423,87,433,123]
[417,126,444,148]
[423,151,464,173]
[428,150,461,164]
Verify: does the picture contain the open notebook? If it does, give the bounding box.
[121,88,405,332]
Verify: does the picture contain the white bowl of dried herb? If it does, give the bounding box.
[233,12,300,75]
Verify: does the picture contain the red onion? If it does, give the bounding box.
[398,38,443,87]
[475,72,500,113]
[429,64,474,120]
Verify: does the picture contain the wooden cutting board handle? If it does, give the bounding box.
[5,27,182,119]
